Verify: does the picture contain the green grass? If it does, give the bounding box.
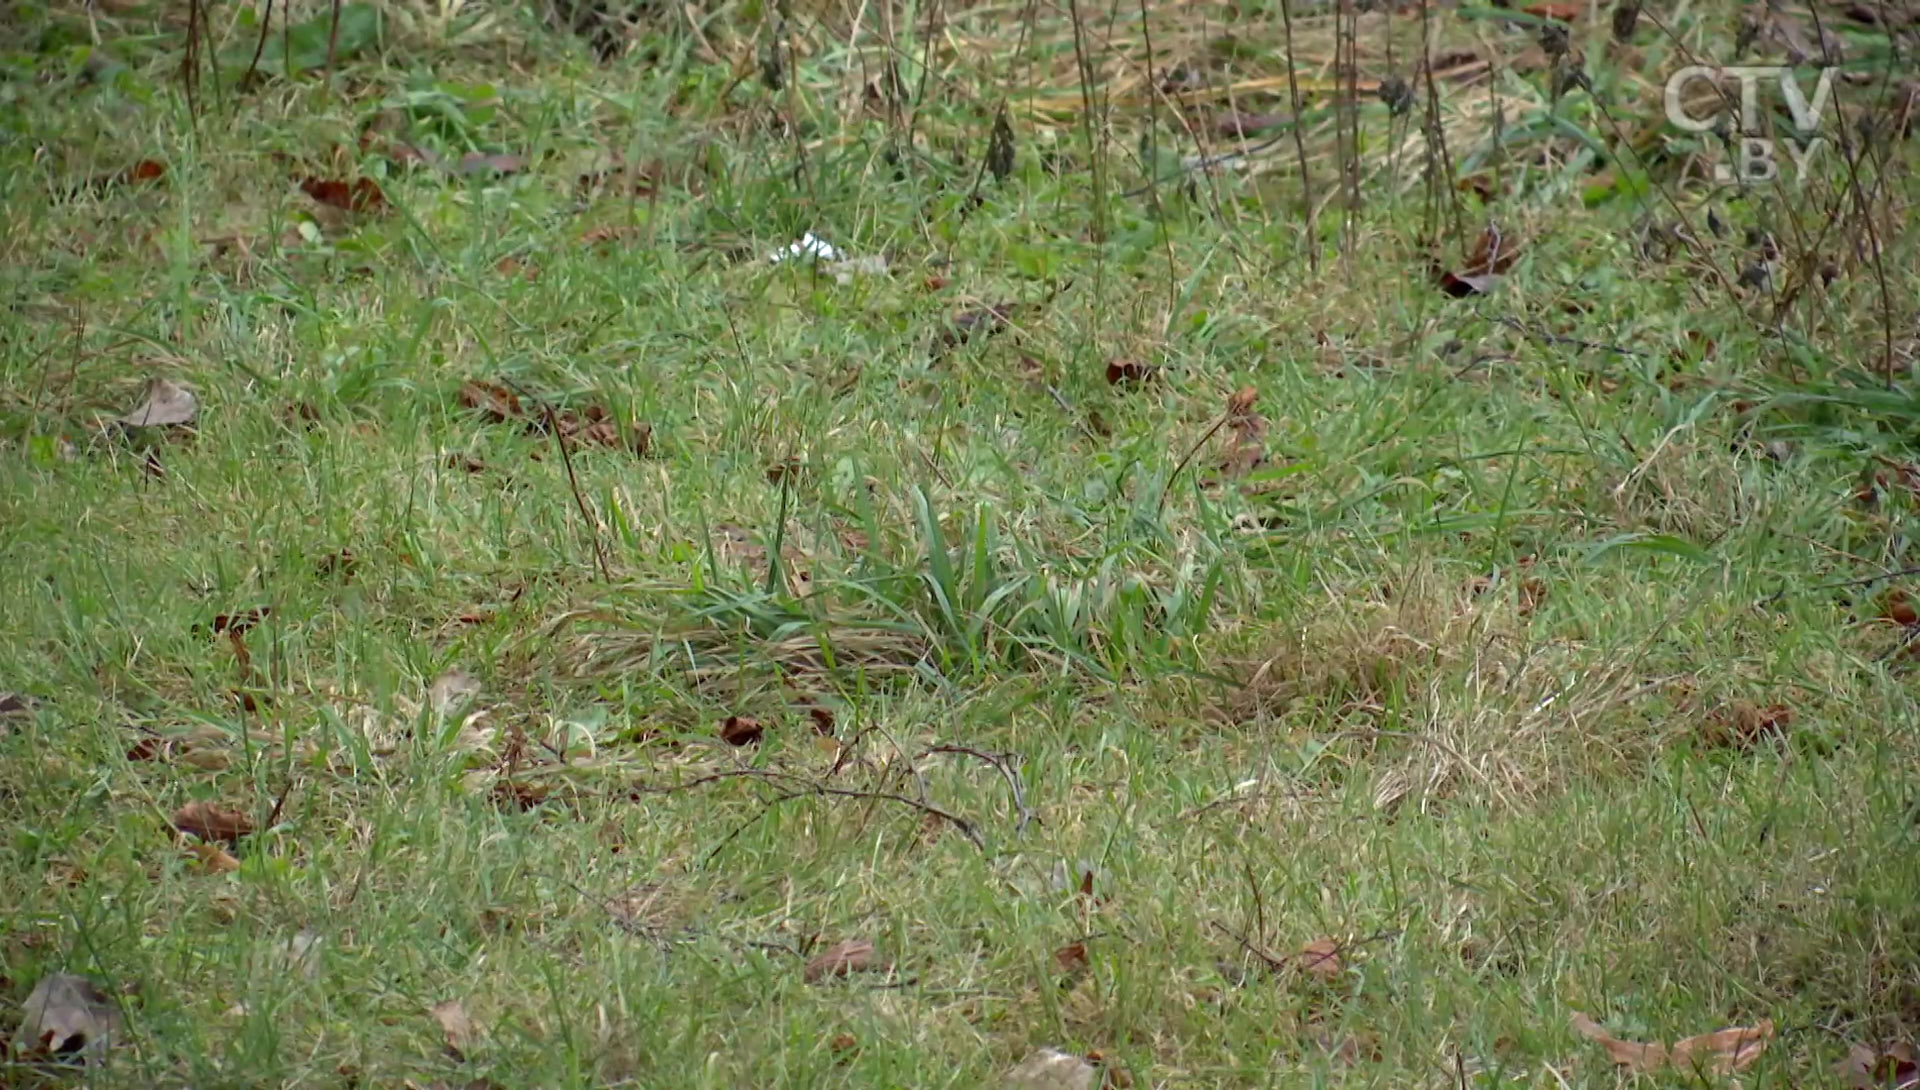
[4,0,1920,1086]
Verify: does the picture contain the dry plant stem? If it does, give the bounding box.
[1279,0,1317,272]
[1064,0,1107,243]
[642,768,986,858]
[243,0,275,86]
[903,0,941,156]
[925,744,1034,833]
[181,0,202,121]
[326,0,342,73]
[543,404,613,583]
[1418,0,1462,250]
[1157,411,1232,517]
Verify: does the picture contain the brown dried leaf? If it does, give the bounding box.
[1296,937,1343,980]
[1053,941,1090,974]
[458,380,523,423]
[300,176,387,214]
[719,715,763,746]
[120,377,198,428]
[1105,359,1159,386]
[1838,1041,1920,1089]
[804,938,880,982]
[1700,700,1793,749]
[171,801,255,845]
[12,973,121,1060]
[209,608,268,636]
[430,999,478,1061]
[1883,589,1919,626]
[1227,385,1259,417]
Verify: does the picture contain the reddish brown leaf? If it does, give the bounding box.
[458,380,523,423]
[828,1032,859,1059]
[808,705,837,736]
[491,779,551,811]
[804,938,880,982]
[1296,938,1343,980]
[171,802,255,845]
[1882,589,1919,626]
[581,224,639,247]
[1227,386,1259,417]
[300,177,387,214]
[719,716,764,746]
[125,737,166,762]
[1701,700,1793,749]
[494,255,539,280]
[1105,359,1159,386]
[1053,941,1090,974]
[446,452,488,474]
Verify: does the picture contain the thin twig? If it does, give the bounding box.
[924,743,1035,833]
[1478,311,1647,358]
[242,0,275,86]
[1158,411,1234,517]
[543,403,612,582]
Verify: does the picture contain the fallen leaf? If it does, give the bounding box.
[86,158,167,194]
[804,938,880,982]
[828,1032,859,1059]
[1105,359,1159,386]
[1296,937,1343,980]
[1700,700,1793,749]
[430,999,478,1060]
[12,973,122,1060]
[208,608,268,636]
[1003,1047,1098,1090]
[119,377,198,428]
[1570,1011,1772,1075]
[187,841,241,873]
[1522,2,1581,19]
[429,669,482,717]
[456,152,525,177]
[718,715,763,746]
[1838,1041,1920,1089]
[580,224,639,247]
[491,779,551,811]
[1227,386,1259,417]
[808,706,837,736]
[300,176,387,213]
[1053,941,1090,974]
[494,255,539,280]
[1883,589,1919,626]
[458,380,522,423]
[171,801,255,845]
[0,691,34,719]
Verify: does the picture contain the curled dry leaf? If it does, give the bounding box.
[718,715,763,746]
[172,801,255,845]
[1570,1011,1773,1075]
[1700,700,1793,749]
[120,377,198,428]
[803,938,881,982]
[1105,359,1159,386]
[1296,937,1343,981]
[1053,941,1090,974]
[12,973,122,1060]
[430,999,478,1061]
[300,176,388,213]
[458,380,522,423]
[1838,1041,1920,1089]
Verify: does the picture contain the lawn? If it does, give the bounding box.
[3,0,1919,1086]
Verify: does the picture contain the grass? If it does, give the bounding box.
[3,0,1920,1085]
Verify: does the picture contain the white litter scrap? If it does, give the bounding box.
[768,231,843,263]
